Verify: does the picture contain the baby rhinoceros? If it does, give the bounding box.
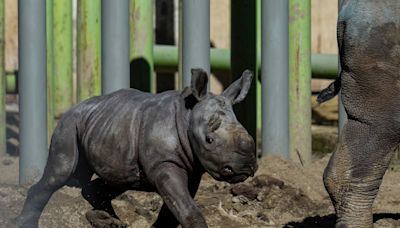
[15,68,258,228]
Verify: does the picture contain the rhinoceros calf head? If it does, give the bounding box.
[186,68,257,183]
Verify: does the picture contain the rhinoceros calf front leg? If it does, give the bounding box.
[152,165,207,228]
[152,172,202,228]
[324,119,398,228]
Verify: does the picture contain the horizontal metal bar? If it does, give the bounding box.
[6,72,16,93]
[5,46,338,94]
[154,45,231,73]
[154,45,338,78]
[311,53,338,79]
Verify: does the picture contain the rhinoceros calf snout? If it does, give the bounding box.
[219,153,258,183]
[220,164,255,177]
[219,166,255,183]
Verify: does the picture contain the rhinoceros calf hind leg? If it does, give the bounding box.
[323,119,398,228]
[15,121,81,228]
[82,178,126,220]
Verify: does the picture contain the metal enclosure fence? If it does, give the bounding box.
[0,0,341,184]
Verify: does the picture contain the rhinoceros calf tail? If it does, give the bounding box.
[317,76,341,104]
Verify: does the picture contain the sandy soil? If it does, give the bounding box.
[1,154,400,228]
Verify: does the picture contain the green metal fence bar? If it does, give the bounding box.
[210,48,231,74]
[154,45,230,74]
[53,0,73,118]
[77,0,101,101]
[5,72,15,94]
[289,0,312,165]
[231,0,258,141]
[46,0,54,139]
[130,0,154,92]
[153,45,178,73]
[153,45,337,77]
[311,53,338,79]
[0,0,4,156]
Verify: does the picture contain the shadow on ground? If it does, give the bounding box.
[284,214,336,228]
[6,111,19,156]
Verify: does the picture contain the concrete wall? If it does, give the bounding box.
[5,0,18,72]
[311,0,338,54]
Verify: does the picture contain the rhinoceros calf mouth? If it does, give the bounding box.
[218,166,253,183]
[225,174,250,183]
[221,166,234,176]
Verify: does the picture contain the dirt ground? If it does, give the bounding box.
[1,154,400,228]
[1,96,400,228]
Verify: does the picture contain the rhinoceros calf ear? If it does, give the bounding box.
[222,69,253,104]
[191,68,209,100]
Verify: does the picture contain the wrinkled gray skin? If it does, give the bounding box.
[15,69,257,228]
[317,1,400,227]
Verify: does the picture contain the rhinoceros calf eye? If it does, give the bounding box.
[206,136,214,144]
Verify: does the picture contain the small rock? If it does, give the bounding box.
[232,195,249,204]
[253,175,284,189]
[86,210,127,228]
[256,212,270,222]
[230,183,260,200]
[256,191,266,202]
[2,159,13,166]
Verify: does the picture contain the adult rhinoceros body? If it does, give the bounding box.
[318,0,400,227]
[16,69,257,228]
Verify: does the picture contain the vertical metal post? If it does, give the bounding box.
[77,0,101,101]
[53,0,73,117]
[231,0,258,141]
[289,0,312,164]
[130,0,154,92]
[262,0,289,157]
[0,0,4,156]
[101,0,130,94]
[256,0,261,132]
[181,0,210,87]
[19,0,48,184]
[46,0,54,141]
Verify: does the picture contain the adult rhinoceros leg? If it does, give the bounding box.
[323,119,398,228]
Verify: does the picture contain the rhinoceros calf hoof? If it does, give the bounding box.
[85,210,127,228]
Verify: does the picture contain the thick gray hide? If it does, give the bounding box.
[318,1,400,227]
[15,69,257,228]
